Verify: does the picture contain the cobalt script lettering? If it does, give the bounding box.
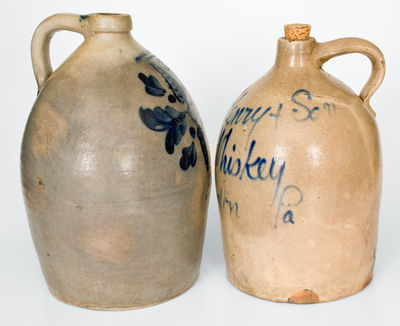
[215,89,333,227]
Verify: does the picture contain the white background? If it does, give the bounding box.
[0,0,399,325]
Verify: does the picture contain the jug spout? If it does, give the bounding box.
[85,13,132,32]
[274,24,316,69]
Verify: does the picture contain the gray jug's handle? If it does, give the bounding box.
[313,38,386,117]
[31,13,91,92]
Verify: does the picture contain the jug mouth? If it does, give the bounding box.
[83,13,132,32]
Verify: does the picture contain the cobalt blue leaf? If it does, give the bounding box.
[165,128,175,154]
[139,107,169,131]
[191,142,197,167]
[178,122,186,138]
[138,73,166,97]
[171,125,183,146]
[197,127,209,171]
[189,127,196,138]
[153,106,172,123]
[165,121,186,154]
[180,142,197,170]
[165,106,184,119]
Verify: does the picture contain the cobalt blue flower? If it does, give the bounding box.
[139,106,186,154]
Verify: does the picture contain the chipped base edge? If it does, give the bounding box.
[226,273,374,304]
[47,275,199,311]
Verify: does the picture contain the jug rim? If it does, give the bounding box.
[83,13,132,32]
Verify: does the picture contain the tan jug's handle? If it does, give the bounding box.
[31,14,91,92]
[313,38,385,117]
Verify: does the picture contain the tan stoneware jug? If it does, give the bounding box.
[21,13,211,310]
[215,24,385,303]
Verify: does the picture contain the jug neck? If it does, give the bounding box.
[83,14,135,44]
[87,31,134,43]
[274,37,317,70]
[85,13,132,33]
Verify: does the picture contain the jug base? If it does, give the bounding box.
[227,273,373,304]
[47,277,198,310]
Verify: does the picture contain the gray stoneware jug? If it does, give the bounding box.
[21,13,211,310]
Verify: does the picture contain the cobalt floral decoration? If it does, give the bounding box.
[137,55,209,172]
[139,106,186,154]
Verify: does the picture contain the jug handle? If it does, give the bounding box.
[31,14,90,92]
[312,38,385,117]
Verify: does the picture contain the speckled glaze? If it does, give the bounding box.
[21,13,211,310]
[215,25,385,303]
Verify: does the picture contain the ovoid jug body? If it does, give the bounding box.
[215,24,385,303]
[21,13,211,310]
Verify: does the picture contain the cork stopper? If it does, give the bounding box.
[284,24,311,41]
